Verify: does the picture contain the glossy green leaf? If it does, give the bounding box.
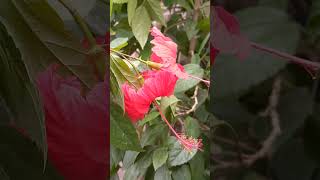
[138,111,160,126]
[174,64,204,93]
[141,123,167,147]
[131,5,151,48]
[153,147,168,170]
[146,0,166,26]
[0,0,98,89]
[127,0,137,25]
[113,0,128,3]
[110,145,124,175]
[0,22,47,161]
[167,137,197,167]
[212,7,299,98]
[0,125,63,179]
[123,151,140,169]
[110,102,142,151]
[154,165,171,180]
[189,153,205,180]
[172,164,191,180]
[185,117,201,138]
[124,149,153,180]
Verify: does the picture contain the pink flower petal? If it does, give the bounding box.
[122,70,178,122]
[37,64,108,180]
[150,27,189,79]
[211,6,251,60]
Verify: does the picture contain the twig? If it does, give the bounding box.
[176,86,199,116]
[213,135,257,152]
[251,42,320,70]
[243,76,282,166]
[188,0,201,62]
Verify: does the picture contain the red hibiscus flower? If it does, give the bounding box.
[36,64,108,180]
[122,70,178,122]
[210,46,219,65]
[150,27,189,79]
[211,6,251,59]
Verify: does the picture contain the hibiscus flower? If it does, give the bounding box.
[37,64,108,180]
[122,70,178,122]
[149,27,189,79]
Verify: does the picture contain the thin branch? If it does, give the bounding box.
[251,42,320,69]
[243,76,282,166]
[213,135,257,152]
[176,86,199,116]
[188,0,201,62]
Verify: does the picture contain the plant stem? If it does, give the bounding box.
[110,49,148,64]
[251,42,320,69]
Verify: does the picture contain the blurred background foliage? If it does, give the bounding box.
[211,0,320,179]
[0,0,107,179]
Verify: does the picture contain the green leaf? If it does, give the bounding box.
[110,145,124,175]
[0,125,63,179]
[184,20,198,40]
[138,111,160,126]
[131,5,151,48]
[185,117,201,138]
[113,0,128,3]
[172,164,191,180]
[153,147,169,170]
[123,151,140,169]
[271,139,316,180]
[0,166,9,180]
[127,0,137,25]
[110,37,129,49]
[110,102,142,151]
[110,54,140,109]
[124,149,153,180]
[167,137,197,167]
[259,0,289,10]
[0,0,98,89]
[212,7,299,99]
[160,95,180,115]
[154,165,172,180]
[48,0,96,21]
[0,22,47,161]
[189,153,205,180]
[141,123,168,147]
[145,0,166,26]
[174,64,204,93]
[274,88,312,149]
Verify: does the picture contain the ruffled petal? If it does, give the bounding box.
[37,64,108,180]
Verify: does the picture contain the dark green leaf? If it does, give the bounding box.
[153,147,169,170]
[154,165,172,180]
[0,125,63,180]
[175,64,204,93]
[131,5,151,48]
[110,102,142,151]
[0,22,47,161]
[123,151,140,169]
[185,117,201,138]
[0,0,98,89]
[110,145,124,175]
[212,7,299,98]
[127,0,137,25]
[145,0,166,26]
[167,137,197,167]
[141,123,168,147]
[189,153,205,180]
[172,164,191,180]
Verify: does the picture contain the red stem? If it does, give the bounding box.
[251,42,320,69]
